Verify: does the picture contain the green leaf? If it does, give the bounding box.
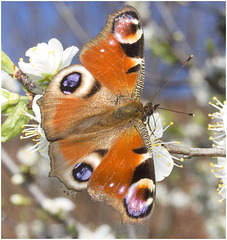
[1,105,17,116]
[1,51,15,75]
[1,99,32,142]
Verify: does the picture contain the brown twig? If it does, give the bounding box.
[164,144,226,159]
[54,2,91,45]
[13,66,44,95]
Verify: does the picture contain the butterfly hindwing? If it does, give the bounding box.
[88,120,155,224]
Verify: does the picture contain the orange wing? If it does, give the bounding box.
[38,64,118,142]
[88,123,155,224]
[79,5,145,100]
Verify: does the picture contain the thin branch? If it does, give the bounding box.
[164,144,226,159]
[54,2,90,45]
[14,66,44,95]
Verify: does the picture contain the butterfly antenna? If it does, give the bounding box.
[157,106,195,116]
[150,55,194,102]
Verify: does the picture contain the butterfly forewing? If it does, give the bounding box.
[79,5,145,100]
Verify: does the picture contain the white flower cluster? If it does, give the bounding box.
[41,197,75,216]
[208,97,226,203]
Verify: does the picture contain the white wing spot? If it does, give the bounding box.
[109,183,114,188]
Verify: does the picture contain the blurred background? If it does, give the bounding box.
[1,1,226,238]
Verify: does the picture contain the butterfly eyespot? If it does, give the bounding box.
[113,11,142,45]
[124,179,154,218]
[72,162,93,182]
[60,72,82,94]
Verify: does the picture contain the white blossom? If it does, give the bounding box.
[42,197,75,215]
[208,97,226,202]
[18,38,78,81]
[20,95,50,160]
[77,223,115,239]
[148,113,183,182]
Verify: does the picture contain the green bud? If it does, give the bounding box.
[1,88,20,112]
[1,51,15,75]
[1,99,32,142]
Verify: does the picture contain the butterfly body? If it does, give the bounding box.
[38,5,156,224]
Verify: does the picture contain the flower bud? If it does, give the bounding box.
[1,88,20,112]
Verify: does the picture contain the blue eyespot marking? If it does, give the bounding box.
[72,162,93,182]
[60,72,81,94]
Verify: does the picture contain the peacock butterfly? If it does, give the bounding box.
[38,5,156,224]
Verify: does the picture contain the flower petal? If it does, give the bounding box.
[32,95,42,123]
[153,146,174,182]
[18,62,44,81]
[60,46,79,70]
[48,38,63,55]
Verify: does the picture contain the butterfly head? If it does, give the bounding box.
[143,102,160,120]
